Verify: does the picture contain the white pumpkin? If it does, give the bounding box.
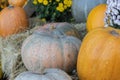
[15,68,72,80]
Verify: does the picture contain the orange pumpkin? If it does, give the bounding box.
[21,24,81,73]
[77,27,120,80]
[87,4,107,32]
[0,6,29,37]
[8,0,27,7]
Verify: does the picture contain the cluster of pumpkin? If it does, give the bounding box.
[15,22,81,80]
[0,0,82,79]
[0,0,120,80]
[73,0,120,80]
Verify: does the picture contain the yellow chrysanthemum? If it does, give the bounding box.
[64,5,67,9]
[41,18,46,22]
[49,0,52,2]
[66,0,72,7]
[43,0,48,5]
[58,3,64,7]
[56,6,64,12]
[38,0,43,3]
[33,0,38,5]
[56,0,60,2]
[63,0,68,5]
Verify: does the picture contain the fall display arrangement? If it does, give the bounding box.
[0,0,120,80]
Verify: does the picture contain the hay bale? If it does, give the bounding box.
[0,31,30,79]
[0,17,46,79]
[74,23,86,40]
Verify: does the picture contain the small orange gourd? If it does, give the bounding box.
[87,4,107,32]
[8,0,27,7]
[77,27,120,80]
[0,6,29,37]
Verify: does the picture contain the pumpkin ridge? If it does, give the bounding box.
[49,39,59,68]
[110,53,116,80]
[95,37,113,79]
[59,37,65,70]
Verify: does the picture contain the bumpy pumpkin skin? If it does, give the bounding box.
[77,27,120,80]
[0,6,29,37]
[15,68,72,80]
[21,28,81,73]
[87,4,107,32]
[8,0,27,7]
[35,22,81,39]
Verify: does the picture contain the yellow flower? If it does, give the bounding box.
[33,0,38,5]
[67,0,72,7]
[49,0,52,2]
[56,0,60,2]
[63,0,68,5]
[38,0,43,3]
[64,5,67,9]
[58,3,64,7]
[59,7,64,12]
[41,18,46,22]
[56,6,64,12]
[43,0,48,5]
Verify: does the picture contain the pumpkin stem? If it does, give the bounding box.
[50,26,56,30]
[110,30,119,37]
[8,5,14,9]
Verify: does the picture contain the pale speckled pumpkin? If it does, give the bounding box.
[15,68,72,80]
[35,22,81,39]
[21,25,81,73]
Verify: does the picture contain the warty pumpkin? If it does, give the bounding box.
[8,0,27,7]
[0,6,29,37]
[87,4,107,32]
[71,0,106,22]
[21,25,81,73]
[77,27,120,80]
[15,68,72,80]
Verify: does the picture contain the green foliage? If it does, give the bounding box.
[32,0,74,22]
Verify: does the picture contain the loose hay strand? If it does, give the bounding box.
[0,26,38,79]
